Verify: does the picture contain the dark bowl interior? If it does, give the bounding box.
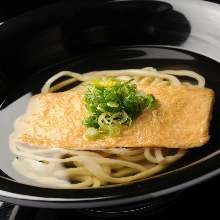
[0,0,219,209]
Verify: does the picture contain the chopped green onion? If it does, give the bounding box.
[110,111,129,124]
[97,104,107,112]
[145,94,156,109]
[98,112,112,127]
[83,115,99,128]
[83,76,157,140]
[107,102,119,108]
[85,127,100,140]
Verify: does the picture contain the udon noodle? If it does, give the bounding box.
[10,67,205,188]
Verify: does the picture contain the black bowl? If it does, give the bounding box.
[0,0,219,209]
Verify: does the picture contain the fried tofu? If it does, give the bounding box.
[12,85,214,149]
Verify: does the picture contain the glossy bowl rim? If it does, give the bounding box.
[0,149,218,208]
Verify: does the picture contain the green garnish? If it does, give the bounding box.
[85,127,100,140]
[83,76,156,140]
[83,115,99,128]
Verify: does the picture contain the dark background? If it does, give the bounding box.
[0,0,219,218]
[0,0,220,22]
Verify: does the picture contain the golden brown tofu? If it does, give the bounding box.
[12,85,214,149]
